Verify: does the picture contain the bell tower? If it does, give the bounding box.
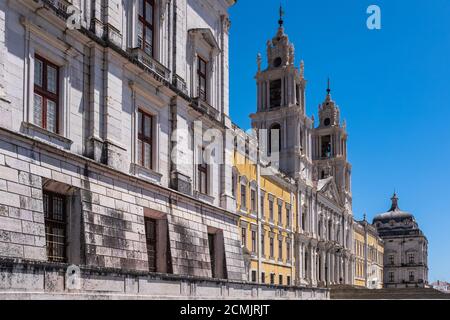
[250,7,313,182]
[312,81,352,210]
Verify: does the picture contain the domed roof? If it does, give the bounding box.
[373,193,415,223]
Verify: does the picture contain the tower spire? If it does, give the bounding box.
[327,77,331,95]
[389,192,400,212]
[278,4,285,27]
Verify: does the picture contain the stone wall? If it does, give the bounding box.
[0,258,329,300]
[0,127,246,281]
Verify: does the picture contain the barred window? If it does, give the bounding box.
[34,55,59,133]
[138,110,153,169]
[251,231,256,253]
[138,0,155,57]
[44,192,67,263]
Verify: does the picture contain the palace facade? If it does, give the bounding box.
[0,0,356,298]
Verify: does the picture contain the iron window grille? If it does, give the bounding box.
[43,191,67,263]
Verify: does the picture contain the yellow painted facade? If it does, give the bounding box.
[233,147,297,286]
[353,220,384,288]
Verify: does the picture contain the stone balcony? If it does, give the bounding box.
[130,48,171,83]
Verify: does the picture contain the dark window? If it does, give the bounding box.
[138,110,153,169]
[250,189,256,212]
[270,79,282,108]
[278,203,282,226]
[286,242,291,262]
[241,227,247,248]
[138,0,155,56]
[286,208,291,228]
[408,253,415,264]
[287,276,291,286]
[44,192,67,263]
[261,233,265,256]
[261,272,266,284]
[389,271,395,283]
[270,273,275,285]
[321,135,332,158]
[231,171,237,198]
[198,148,208,194]
[279,275,283,286]
[260,195,265,217]
[197,56,208,101]
[389,254,395,265]
[208,233,216,278]
[240,183,247,209]
[34,55,59,133]
[145,218,157,272]
[278,238,283,261]
[251,270,257,283]
[251,231,256,253]
[409,271,415,282]
[269,200,274,221]
[270,237,274,258]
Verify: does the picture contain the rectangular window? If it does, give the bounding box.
[269,200,274,222]
[197,56,208,101]
[251,231,256,253]
[231,172,237,198]
[278,238,283,261]
[44,191,67,263]
[278,203,282,226]
[251,270,257,283]
[261,233,265,256]
[198,148,208,194]
[287,276,291,286]
[34,55,59,133]
[286,208,291,228]
[409,271,415,282]
[279,274,283,286]
[250,189,256,213]
[389,271,395,283]
[208,233,216,278]
[260,195,265,217]
[145,217,157,272]
[261,272,266,284]
[270,273,275,285]
[241,227,247,248]
[270,237,274,259]
[389,254,395,265]
[270,79,282,108]
[138,0,155,57]
[286,242,291,262]
[240,184,247,210]
[138,110,153,169]
[408,253,415,264]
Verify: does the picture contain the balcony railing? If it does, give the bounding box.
[45,0,73,13]
[191,96,220,121]
[130,48,171,83]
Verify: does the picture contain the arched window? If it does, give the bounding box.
[268,123,282,156]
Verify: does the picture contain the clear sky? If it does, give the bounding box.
[228,0,450,283]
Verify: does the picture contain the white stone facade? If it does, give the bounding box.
[0,0,249,286]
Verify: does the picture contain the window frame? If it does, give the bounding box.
[43,191,67,263]
[198,147,208,195]
[137,109,154,170]
[138,0,156,57]
[197,56,208,102]
[34,55,60,133]
[251,230,256,254]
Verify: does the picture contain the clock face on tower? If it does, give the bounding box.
[324,118,331,127]
[273,57,282,68]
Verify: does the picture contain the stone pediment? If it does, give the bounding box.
[317,177,342,207]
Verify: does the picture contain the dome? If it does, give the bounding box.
[373,193,415,223]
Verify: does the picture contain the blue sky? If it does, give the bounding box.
[228,0,450,282]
